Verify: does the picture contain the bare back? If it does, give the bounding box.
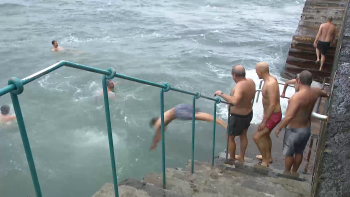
[262,75,281,113]
[230,78,256,115]
[319,23,336,42]
[288,87,322,128]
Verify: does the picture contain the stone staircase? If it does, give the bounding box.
[92,155,312,197]
[282,0,349,82]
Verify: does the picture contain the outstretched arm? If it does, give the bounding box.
[214,87,242,105]
[281,79,296,98]
[319,89,329,98]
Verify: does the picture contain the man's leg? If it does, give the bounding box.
[291,154,303,172]
[320,54,326,71]
[228,135,236,160]
[285,156,294,172]
[195,112,227,129]
[265,134,273,163]
[253,127,271,167]
[316,48,320,62]
[235,129,248,162]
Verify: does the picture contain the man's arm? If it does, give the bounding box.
[216,87,243,105]
[258,83,279,130]
[319,89,329,98]
[281,79,296,98]
[314,25,323,47]
[275,96,300,137]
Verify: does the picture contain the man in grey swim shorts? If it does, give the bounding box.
[150,104,227,150]
[275,71,329,173]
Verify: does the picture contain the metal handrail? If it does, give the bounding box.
[0,60,231,197]
[255,80,329,121]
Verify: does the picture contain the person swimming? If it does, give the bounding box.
[149,104,227,150]
[52,40,64,51]
[0,105,16,125]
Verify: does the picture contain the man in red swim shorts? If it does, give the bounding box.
[254,62,282,167]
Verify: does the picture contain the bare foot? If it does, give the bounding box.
[225,159,235,165]
[256,155,273,163]
[261,161,269,167]
[235,155,245,162]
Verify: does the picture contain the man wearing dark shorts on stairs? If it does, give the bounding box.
[275,71,329,173]
[314,17,336,71]
[254,62,282,167]
[150,104,227,150]
[214,65,256,163]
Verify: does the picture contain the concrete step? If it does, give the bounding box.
[143,158,311,197]
[288,48,334,63]
[92,178,190,197]
[286,56,333,72]
[144,168,276,197]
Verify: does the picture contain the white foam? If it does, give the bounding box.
[72,127,122,148]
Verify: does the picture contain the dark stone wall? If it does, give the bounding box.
[313,2,350,196]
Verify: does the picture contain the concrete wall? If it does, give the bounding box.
[312,1,350,196]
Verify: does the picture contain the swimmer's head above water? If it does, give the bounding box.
[1,105,10,115]
[106,80,115,90]
[52,40,64,51]
[52,40,58,48]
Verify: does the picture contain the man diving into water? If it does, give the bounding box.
[214,65,256,162]
[150,104,227,150]
[52,40,64,51]
[276,70,329,173]
[254,62,282,167]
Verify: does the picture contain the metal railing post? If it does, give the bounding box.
[191,96,196,173]
[225,105,231,161]
[256,80,263,103]
[190,93,200,173]
[102,69,119,197]
[160,83,170,189]
[212,98,220,166]
[8,77,42,197]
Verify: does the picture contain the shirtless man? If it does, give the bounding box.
[150,104,227,150]
[275,70,328,173]
[0,105,16,125]
[52,40,64,51]
[254,62,282,167]
[214,65,256,162]
[314,17,336,71]
[281,74,299,98]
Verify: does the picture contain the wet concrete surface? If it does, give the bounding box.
[231,121,321,175]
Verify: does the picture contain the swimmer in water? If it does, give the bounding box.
[52,40,64,51]
[0,105,16,125]
[149,104,227,150]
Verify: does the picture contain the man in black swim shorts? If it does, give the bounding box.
[214,65,256,163]
[314,17,336,71]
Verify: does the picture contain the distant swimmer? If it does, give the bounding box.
[0,105,16,125]
[275,71,329,173]
[149,104,227,150]
[52,40,64,51]
[254,62,282,167]
[214,65,256,162]
[314,17,336,71]
[106,79,119,98]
